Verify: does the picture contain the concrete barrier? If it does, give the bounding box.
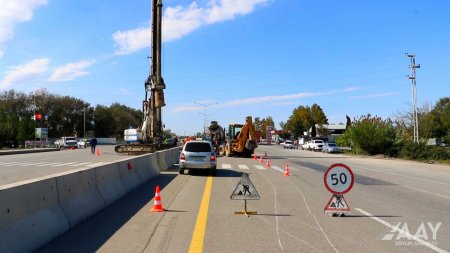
[56,169,106,228]
[0,179,69,253]
[0,148,175,252]
[95,163,127,206]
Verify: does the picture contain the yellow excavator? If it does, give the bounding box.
[223,116,258,157]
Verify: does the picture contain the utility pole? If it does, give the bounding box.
[405,53,420,144]
[194,101,217,138]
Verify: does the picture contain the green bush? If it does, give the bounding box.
[336,114,400,156]
[399,142,450,161]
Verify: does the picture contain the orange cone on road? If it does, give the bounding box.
[266,156,271,168]
[284,163,291,176]
[95,147,100,156]
[151,185,164,212]
[253,153,257,160]
[259,155,263,163]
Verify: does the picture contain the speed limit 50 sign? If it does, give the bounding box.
[324,163,354,195]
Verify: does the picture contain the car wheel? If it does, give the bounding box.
[210,168,217,176]
[179,168,184,174]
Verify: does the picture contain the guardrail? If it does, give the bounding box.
[0,148,179,253]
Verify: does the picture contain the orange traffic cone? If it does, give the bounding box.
[284,163,291,176]
[95,147,100,156]
[266,156,271,168]
[259,155,263,163]
[151,185,164,212]
[253,153,257,160]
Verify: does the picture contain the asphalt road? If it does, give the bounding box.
[0,145,127,187]
[33,145,450,252]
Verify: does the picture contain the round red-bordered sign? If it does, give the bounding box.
[324,163,354,195]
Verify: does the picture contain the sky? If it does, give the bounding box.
[1,0,449,136]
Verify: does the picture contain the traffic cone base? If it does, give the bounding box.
[95,148,100,156]
[259,155,263,163]
[151,185,164,212]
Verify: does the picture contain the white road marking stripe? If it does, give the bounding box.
[37,162,61,167]
[363,167,450,187]
[254,165,266,170]
[355,208,448,253]
[271,166,284,173]
[50,162,78,167]
[221,164,232,169]
[70,162,91,166]
[401,185,450,200]
[238,165,249,170]
[85,162,106,168]
[289,182,338,253]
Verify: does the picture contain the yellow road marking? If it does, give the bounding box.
[189,176,213,253]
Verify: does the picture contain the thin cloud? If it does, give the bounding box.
[171,87,359,113]
[0,58,50,90]
[47,60,96,82]
[351,92,399,99]
[0,0,48,57]
[113,0,269,55]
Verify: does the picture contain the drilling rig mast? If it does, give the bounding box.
[115,0,167,154]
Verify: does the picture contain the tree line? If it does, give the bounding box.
[0,89,142,148]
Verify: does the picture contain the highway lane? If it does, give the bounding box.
[38,145,450,252]
[0,145,128,187]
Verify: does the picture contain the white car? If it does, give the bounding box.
[56,137,78,149]
[322,142,341,153]
[308,140,324,151]
[282,140,294,149]
[179,141,217,175]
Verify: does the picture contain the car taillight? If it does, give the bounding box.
[180,153,185,160]
[210,153,216,161]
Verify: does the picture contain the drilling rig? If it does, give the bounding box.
[115,0,167,154]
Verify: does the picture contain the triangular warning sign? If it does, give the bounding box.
[324,195,350,213]
[230,173,260,200]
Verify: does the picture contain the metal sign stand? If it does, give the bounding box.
[234,200,257,217]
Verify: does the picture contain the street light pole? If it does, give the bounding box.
[83,107,86,138]
[193,101,217,138]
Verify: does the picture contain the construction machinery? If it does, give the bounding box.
[222,116,258,157]
[115,0,167,154]
[208,121,226,155]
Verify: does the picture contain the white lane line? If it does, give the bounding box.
[50,162,78,167]
[363,167,450,187]
[85,162,106,168]
[289,182,339,253]
[355,208,448,253]
[254,165,266,170]
[0,162,22,166]
[401,185,450,200]
[257,172,283,251]
[238,165,249,170]
[70,162,91,167]
[271,166,284,173]
[221,163,232,169]
[36,162,61,167]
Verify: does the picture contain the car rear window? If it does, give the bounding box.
[185,142,212,152]
[66,137,76,141]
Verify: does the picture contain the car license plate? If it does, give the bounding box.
[192,157,205,161]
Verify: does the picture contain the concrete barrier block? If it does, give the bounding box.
[56,169,106,228]
[156,151,168,171]
[95,163,127,206]
[118,160,141,192]
[0,179,69,253]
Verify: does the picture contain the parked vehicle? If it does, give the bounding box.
[308,140,324,151]
[301,141,310,150]
[77,139,88,148]
[55,137,78,149]
[179,140,217,175]
[282,140,294,149]
[322,142,341,153]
